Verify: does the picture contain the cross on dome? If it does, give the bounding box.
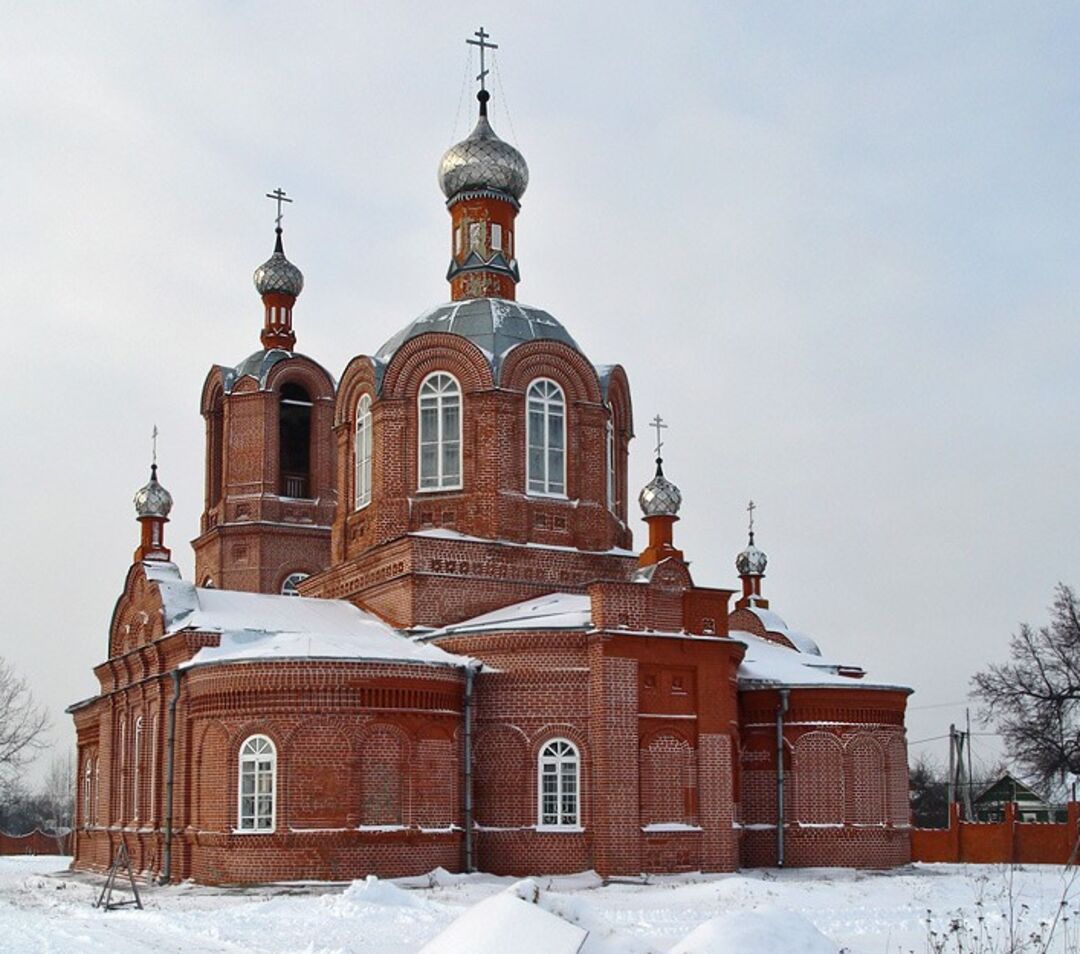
[650,414,667,462]
[151,424,159,467]
[466,26,498,93]
[747,499,756,540]
[265,188,293,230]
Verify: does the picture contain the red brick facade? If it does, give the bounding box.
[69,91,910,884]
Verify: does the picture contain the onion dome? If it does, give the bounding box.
[253,229,304,297]
[736,533,768,577]
[439,92,529,201]
[638,461,683,517]
[133,464,173,519]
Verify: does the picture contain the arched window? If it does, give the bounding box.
[280,572,309,596]
[526,379,566,496]
[538,738,580,829]
[132,716,143,819]
[605,410,616,512]
[82,758,92,828]
[418,373,462,491]
[208,395,224,508]
[279,382,312,498]
[355,394,373,509]
[238,735,276,832]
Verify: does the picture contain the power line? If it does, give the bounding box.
[909,734,950,746]
[908,699,972,711]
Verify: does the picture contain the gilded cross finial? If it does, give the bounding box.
[650,414,667,461]
[265,187,293,229]
[466,26,498,93]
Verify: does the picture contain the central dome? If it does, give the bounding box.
[439,114,529,201]
[376,298,578,368]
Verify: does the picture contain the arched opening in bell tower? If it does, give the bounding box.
[279,382,312,498]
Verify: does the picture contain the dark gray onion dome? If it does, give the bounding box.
[639,467,682,517]
[736,539,768,576]
[376,298,579,368]
[253,230,304,297]
[439,113,529,201]
[134,464,173,519]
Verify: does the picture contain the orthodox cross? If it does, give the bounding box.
[151,424,159,467]
[467,27,498,92]
[747,499,756,534]
[650,414,667,460]
[265,188,292,229]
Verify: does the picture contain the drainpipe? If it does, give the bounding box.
[160,668,182,885]
[463,665,477,873]
[776,688,790,868]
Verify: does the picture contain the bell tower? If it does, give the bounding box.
[192,193,336,595]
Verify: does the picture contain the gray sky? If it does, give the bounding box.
[3,2,1078,785]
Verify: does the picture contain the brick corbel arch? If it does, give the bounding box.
[500,341,603,405]
[380,333,494,400]
[264,357,335,404]
[199,367,228,416]
[602,365,634,439]
[334,355,381,428]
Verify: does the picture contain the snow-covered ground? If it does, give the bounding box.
[3,856,1080,953]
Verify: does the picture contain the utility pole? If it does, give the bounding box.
[965,708,975,819]
[948,723,956,809]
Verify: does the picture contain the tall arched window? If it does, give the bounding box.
[527,379,566,496]
[418,373,462,491]
[355,394,373,509]
[538,738,580,828]
[82,758,92,828]
[208,394,224,508]
[132,716,143,820]
[605,410,616,512]
[238,735,276,832]
[279,382,312,498]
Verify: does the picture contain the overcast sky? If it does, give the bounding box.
[3,2,1078,785]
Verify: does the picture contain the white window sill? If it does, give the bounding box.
[231,828,276,835]
[526,490,569,500]
[353,500,372,512]
[416,484,464,494]
[535,825,584,833]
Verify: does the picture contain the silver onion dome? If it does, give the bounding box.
[134,464,173,519]
[253,230,304,297]
[439,107,529,201]
[639,464,683,517]
[736,538,768,577]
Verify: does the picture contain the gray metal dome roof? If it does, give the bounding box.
[134,465,173,519]
[639,466,683,517]
[439,114,529,201]
[376,298,579,370]
[736,540,768,577]
[253,230,304,297]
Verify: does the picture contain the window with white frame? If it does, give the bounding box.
[606,412,616,512]
[469,222,483,251]
[83,759,92,828]
[355,393,373,509]
[280,572,309,596]
[132,716,143,819]
[538,738,580,828]
[238,735,276,832]
[491,222,503,251]
[526,379,566,496]
[418,373,462,491]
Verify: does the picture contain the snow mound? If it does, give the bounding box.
[671,907,837,954]
[419,881,588,954]
[340,874,428,908]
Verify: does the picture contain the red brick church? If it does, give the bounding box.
[69,41,911,884]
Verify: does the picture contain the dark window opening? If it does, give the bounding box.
[279,383,312,498]
[208,399,224,508]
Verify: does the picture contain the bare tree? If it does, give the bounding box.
[41,751,74,829]
[0,657,50,785]
[972,584,1080,787]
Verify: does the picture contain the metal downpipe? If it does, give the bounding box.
[160,668,182,885]
[776,688,790,867]
[463,665,477,873]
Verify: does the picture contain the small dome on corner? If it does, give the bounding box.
[134,465,173,519]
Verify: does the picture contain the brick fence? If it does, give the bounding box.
[912,802,1080,865]
[0,829,72,856]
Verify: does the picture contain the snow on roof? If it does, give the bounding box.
[734,630,908,691]
[746,605,822,656]
[409,527,637,558]
[418,883,587,954]
[427,593,592,637]
[143,563,464,669]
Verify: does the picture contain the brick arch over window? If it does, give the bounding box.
[473,724,529,828]
[380,333,494,400]
[793,731,845,824]
[845,734,886,825]
[334,355,381,428]
[884,734,910,826]
[499,341,603,405]
[263,358,335,403]
[193,721,229,830]
[200,375,227,510]
[357,724,409,827]
[640,730,697,827]
[107,564,167,659]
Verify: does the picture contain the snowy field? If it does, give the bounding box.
[3,855,1080,954]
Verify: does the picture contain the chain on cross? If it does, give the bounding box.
[265,187,293,229]
[466,26,498,92]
